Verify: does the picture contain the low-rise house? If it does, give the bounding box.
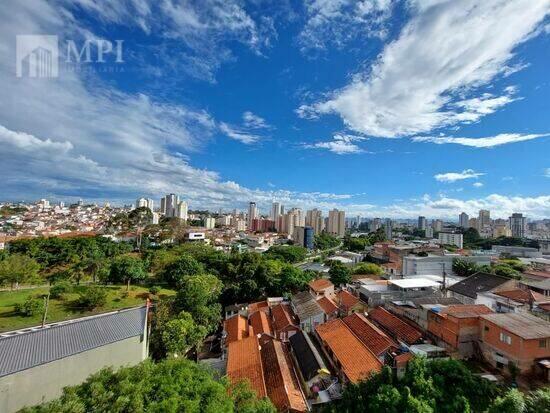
[358,278,443,307]
[315,319,382,384]
[291,291,325,333]
[479,312,550,374]
[308,278,334,298]
[521,278,550,297]
[448,272,516,305]
[427,305,493,358]
[387,296,462,330]
[223,315,250,346]
[317,296,339,320]
[289,330,328,390]
[0,306,148,413]
[271,304,300,341]
[343,313,397,363]
[260,339,308,412]
[336,290,366,316]
[481,288,548,314]
[226,335,267,398]
[368,307,423,347]
[249,311,274,345]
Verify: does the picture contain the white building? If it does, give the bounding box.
[327,209,345,237]
[402,254,491,277]
[384,219,392,240]
[306,208,323,235]
[459,212,469,228]
[248,202,258,229]
[175,201,188,221]
[204,217,216,229]
[163,194,179,217]
[438,232,464,249]
[509,213,526,238]
[216,215,232,226]
[271,202,281,224]
[135,197,154,211]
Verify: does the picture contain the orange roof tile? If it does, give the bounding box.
[438,304,493,318]
[271,304,296,332]
[317,296,338,315]
[309,278,334,293]
[249,300,269,315]
[394,352,413,366]
[343,313,397,356]
[224,315,249,344]
[495,289,547,303]
[337,290,360,309]
[249,310,273,336]
[261,339,308,412]
[227,335,267,398]
[316,319,382,383]
[368,307,422,345]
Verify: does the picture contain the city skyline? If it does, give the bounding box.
[1,1,549,219]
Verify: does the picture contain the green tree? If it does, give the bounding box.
[329,261,352,286]
[0,253,40,289]
[23,358,275,413]
[314,233,340,250]
[488,389,525,413]
[77,285,107,309]
[109,255,147,290]
[162,311,207,357]
[15,296,44,317]
[161,254,204,288]
[525,388,550,413]
[452,258,480,278]
[353,262,383,276]
[264,245,308,263]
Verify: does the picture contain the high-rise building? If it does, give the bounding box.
[162,193,179,217]
[432,219,443,232]
[204,217,216,229]
[248,202,258,229]
[370,218,381,232]
[439,232,464,249]
[468,217,478,229]
[328,209,345,237]
[478,210,491,229]
[425,227,434,238]
[509,213,526,238]
[160,197,166,214]
[418,216,427,230]
[293,226,314,250]
[459,212,469,228]
[135,198,153,211]
[175,201,188,221]
[271,202,281,225]
[306,209,324,235]
[384,219,392,240]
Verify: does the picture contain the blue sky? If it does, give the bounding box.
[1,0,549,219]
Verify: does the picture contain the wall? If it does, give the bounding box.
[0,335,146,413]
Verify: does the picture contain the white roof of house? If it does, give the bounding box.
[389,278,440,289]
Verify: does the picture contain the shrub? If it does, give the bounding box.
[77,286,107,310]
[15,297,43,317]
[49,280,72,299]
[149,286,160,296]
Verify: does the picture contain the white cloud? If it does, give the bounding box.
[545,168,550,178]
[219,122,261,144]
[242,111,270,129]
[301,0,550,137]
[434,169,484,183]
[304,133,367,154]
[473,182,484,188]
[298,0,393,52]
[413,133,549,148]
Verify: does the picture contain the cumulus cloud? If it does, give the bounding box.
[473,182,484,188]
[304,133,367,154]
[434,169,484,183]
[242,111,270,129]
[413,133,549,148]
[301,0,550,137]
[298,0,393,52]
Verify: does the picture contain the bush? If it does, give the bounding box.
[149,286,160,296]
[15,297,44,317]
[49,280,72,299]
[77,286,107,310]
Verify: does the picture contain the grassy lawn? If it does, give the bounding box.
[0,285,176,332]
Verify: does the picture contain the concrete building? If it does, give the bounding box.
[492,245,542,258]
[0,307,148,413]
[438,232,464,249]
[402,254,491,277]
[135,197,153,211]
[492,223,512,238]
[509,213,527,238]
[432,219,443,232]
[175,201,188,220]
[418,216,427,231]
[306,208,324,235]
[204,217,216,229]
[459,212,469,229]
[163,193,179,218]
[425,227,434,239]
[328,209,346,238]
[478,210,491,230]
[293,226,314,250]
[270,202,281,223]
[384,219,392,240]
[248,202,258,230]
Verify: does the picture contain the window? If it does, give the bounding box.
[500,332,512,345]
[539,339,547,348]
[484,326,489,332]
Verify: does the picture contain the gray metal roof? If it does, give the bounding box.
[0,306,147,377]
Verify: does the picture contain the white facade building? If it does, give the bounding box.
[438,232,464,249]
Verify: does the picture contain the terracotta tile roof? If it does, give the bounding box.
[248,300,269,315]
[309,278,334,293]
[317,296,338,315]
[249,310,273,336]
[226,335,267,398]
[523,270,550,279]
[261,339,308,412]
[438,304,493,318]
[495,289,547,304]
[368,307,422,345]
[271,304,296,332]
[394,352,413,366]
[343,313,396,356]
[316,319,382,383]
[337,290,360,309]
[224,315,249,344]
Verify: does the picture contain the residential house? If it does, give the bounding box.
[223,315,250,346]
[271,304,300,341]
[368,307,423,346]
[291,291,325,333]
[343,313,397,363]
[249,311,274,345]
[308,278,334,298]
[479,312,550,374]
[336,290,366,316]
[315,319,382,384]
[448,272,516,305]
[0,306,148,413]
[226,335,267,398]
[427,305,493,358]
[317,296,339,320]
[387,296,462,330]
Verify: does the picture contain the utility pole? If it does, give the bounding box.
[42,293,50,327]
[441,263,447,296]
